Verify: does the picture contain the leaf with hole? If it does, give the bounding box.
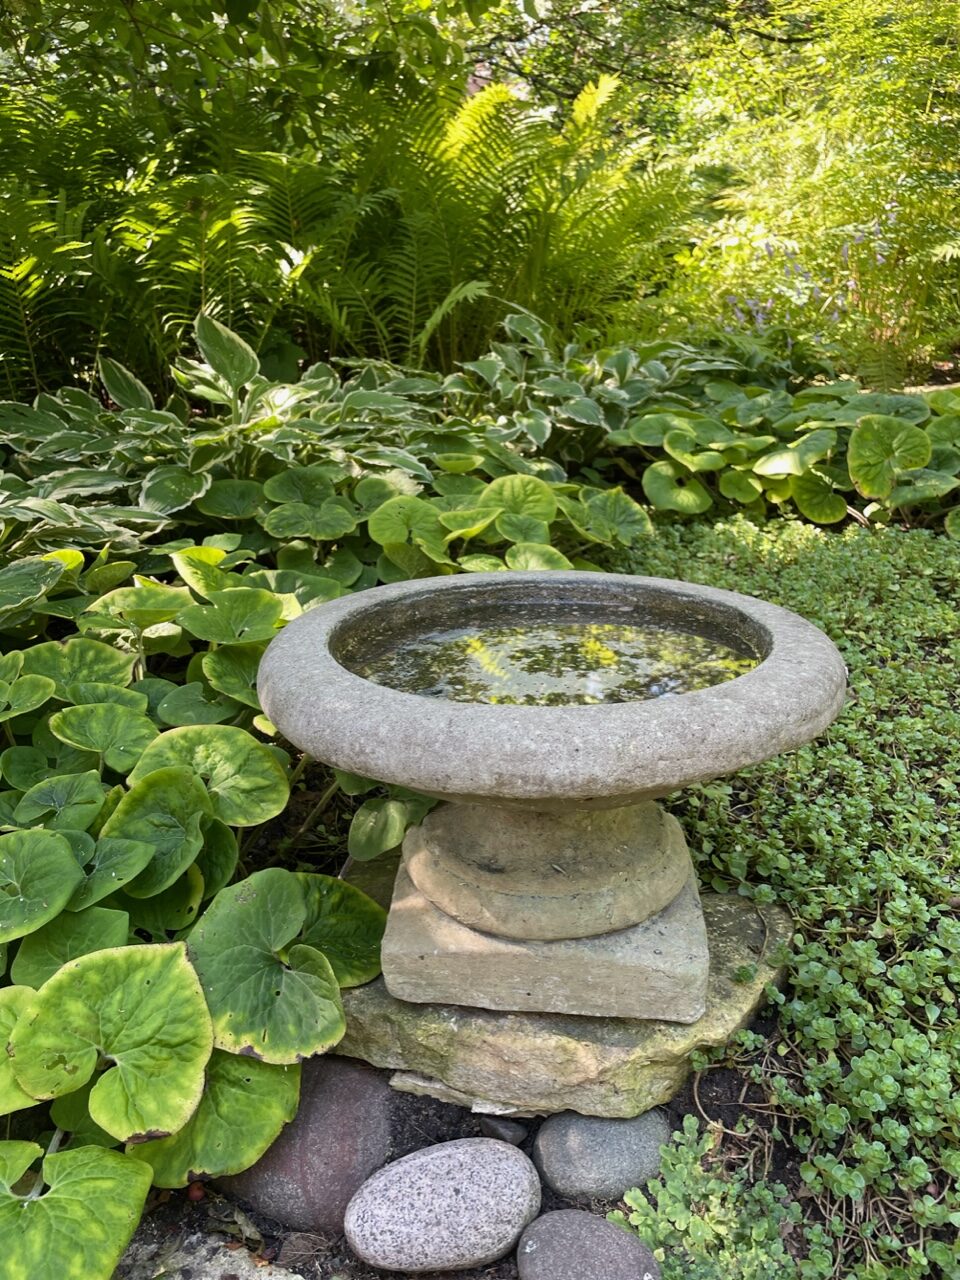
[297,873,386,987]
[187,869,345,1063]
[0,1141,153,1280]
[127,726,289,826]
[847,416,932,499]
[641,461,712,514]
[48,705,158,774]
[9,943,213,1141]
[132,1050,300,1188]
[0,989,37,1115]
[10,906,129,988]
[14,770,105,830]
[0,830,84,943]
[100,766,212,897]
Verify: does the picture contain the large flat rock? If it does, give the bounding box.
[339,895,791,1118]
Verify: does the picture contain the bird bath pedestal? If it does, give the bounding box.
[259,572,846,1028]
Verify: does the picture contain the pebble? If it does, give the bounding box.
[219,1055,393,1233]
[532,1109,671,1200]
[479,1115,529,1145]
[344,1137,541,1273]
[517,1210,661,1280]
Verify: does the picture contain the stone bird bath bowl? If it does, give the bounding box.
[259,571,846,1022]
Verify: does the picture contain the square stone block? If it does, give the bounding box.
[381,866,710,1022]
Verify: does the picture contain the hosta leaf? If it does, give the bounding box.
[0,674,56,723]
[0,557,64,626]
[128,726,289,826]
[187,869,345,1063]
[261,500,358,540]
[790,473,848,524]
[348,798,410,861]
[585,488,652,545]
[156,682,241,726]
[176,588,285,645]
[99,356,154,411]
[48,705,158,774]
[847,415,931,499]
[140,465,211,515]
[0,830,84,943]
[10,906,129,988]
[297,873,386,987]
[504,542,573,570]
[9,943,213,1142]
[100,766,212,898]
[195,479,263,520]
[0,989,37,1114]
[67,836,155,910]
[132,1051,300,1187]
[21,638,135,697]
[0,1142,152,1280]
[560,396,605,426]
[14,770,105,830]
[65,682,149,712]
[641,460,713,514]
[195,313,260,390]
[201,644,264,709]
[477,474,558,521]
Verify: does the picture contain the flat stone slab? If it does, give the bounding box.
[381,866,709,1021]
[340,895,791,1117]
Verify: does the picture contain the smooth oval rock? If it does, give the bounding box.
[517,1210,661,1280]
[344,1137,541,1273]
[219,1055,392,1233]
[533,1110,670,1200]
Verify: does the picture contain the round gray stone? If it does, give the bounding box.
[517,1211,661,1280]
[344,1137,541,1273]
[479,1115,529,1145]
[533,1110,671,1200]
[219,1055,392,1233]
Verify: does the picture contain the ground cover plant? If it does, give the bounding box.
[0,316,958,1277]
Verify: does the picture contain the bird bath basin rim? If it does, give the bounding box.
[257,571,847,810]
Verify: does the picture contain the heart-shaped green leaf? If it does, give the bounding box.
[504,542,573,570]
[438,507,501,540]
[195,479,264,519]
[14,770,105,830]
[10,906,129,988]
[263,465,336,505]
[0,831,84,943]
[789,473,848,524]
[0,675,56,723]
[48,705,159,774]
[100,766,212,897]
[9,942,213,1141]
[65,682,149,712]
[585,487,652,545]
[0,1142,153,1280]
[887,469,960,506]
[196,817,239,900]
[156,682,241,726]
[0,989,37,1114]
[132,1050,300,1187]
[495,511,551,543]
[187,869,345,1063]
[170,546,236,598]
[21,638,135,697]
[477,474,558,522]
[261,500,358,540]
[348,798,409,861]
[67,836,155,910]
[0,557,64,626]
[367,495,441,546]
[118,864,205,937]
[719,470,764,504]
[176,588,284,645]
[0,745,47,791]
[297,873,386,987]
[752,427,837,478]
[847,415,932,499]
[93,585,194,628]
[128,727,289,827]
[641,460,713,513]
[201,644,264,709]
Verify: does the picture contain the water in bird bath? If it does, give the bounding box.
[355,620,756,706]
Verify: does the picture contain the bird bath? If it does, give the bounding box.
[259,572,846,1022]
